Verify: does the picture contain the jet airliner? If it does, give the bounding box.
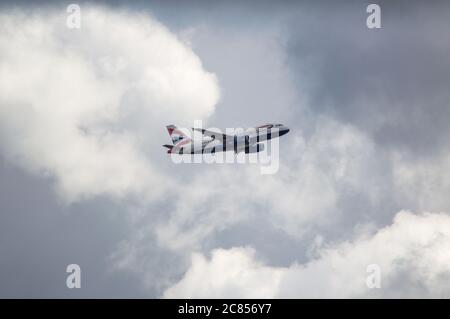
[163,124,289,154]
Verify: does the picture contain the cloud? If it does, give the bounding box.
[286,0,450,156]
[392,152,450,212]
[0,6,220,202]
[164,210,450,298]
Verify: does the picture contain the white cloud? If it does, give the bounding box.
[164,211,450,298]
[0,6,220,202]
[252,118,383,237]
[393,152,450,213]
[165,247,283,298]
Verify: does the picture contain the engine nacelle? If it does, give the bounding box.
[244,143,264,154]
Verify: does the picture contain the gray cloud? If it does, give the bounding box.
[0,156,146,298]
[285,0,450,156]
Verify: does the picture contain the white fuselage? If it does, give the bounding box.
[170,124,289,155]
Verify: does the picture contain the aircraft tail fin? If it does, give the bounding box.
[166,125,191,146]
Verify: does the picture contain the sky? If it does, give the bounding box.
[0,0,450,298]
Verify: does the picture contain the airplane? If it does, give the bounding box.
[163,124,289,154]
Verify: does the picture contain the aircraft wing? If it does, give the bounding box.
[193,128,234,142]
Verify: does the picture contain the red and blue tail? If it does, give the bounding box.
[164,125,192,152]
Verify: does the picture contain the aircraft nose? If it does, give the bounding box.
[279,127,289,136]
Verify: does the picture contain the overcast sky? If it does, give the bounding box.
[1,0,450,298]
